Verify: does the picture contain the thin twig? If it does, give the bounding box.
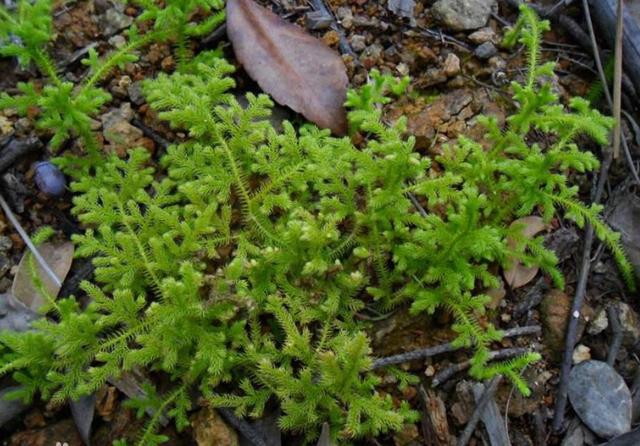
[371,325,540,370]
[432,347,532,388]
[552,147,613,431]
[0,137,43,174]
[131,118,170,150]
[407,192,428,218]
[308,0,356,58]
[0,193,62,287]
[551,6,640,426]
[456,376,503,446]
[420,27,472,52]
[612,0,624,159]
[580,0,640,185]
[607,304,624,366]
[217,407,268,446]
[200,23,228,48]
[551,4,639,425]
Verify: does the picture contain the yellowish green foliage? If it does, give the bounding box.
[0,3,633,445]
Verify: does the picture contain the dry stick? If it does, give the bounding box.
[200,22,227,48]
[370,325,541,370]
[606,305,624,366]
[131,117,170,150]
[553,0,639,428]
[580,0,640,186]
[218,407,268,446]
[0,193,62,287]
[613,0,624,159]
[432,347,532,388]
[308,0,356,58]
[456,376,503,446]
[622,109,640,146]
[552,148,613,431]
[420,27,473,53]
[505,0,638,104]
[407,192,428,218]
[0,137,43,174]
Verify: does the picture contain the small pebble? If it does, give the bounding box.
[0,116,13,138]
[468,27,496,44]
[127,81,145,105]
[587,307,609,335]
[474,41,497,59]
[351,34,367,52]
[0,236,12,252]
[396,62,410,76]
[305,10,333,31]
[108,34,126,48]
[568,360,632,438]
[442,53,461,77]
[322,30,340,47]
[572,344,591,364]
[336,6,353,29]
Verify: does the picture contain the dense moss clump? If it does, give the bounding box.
[0,2,632,444]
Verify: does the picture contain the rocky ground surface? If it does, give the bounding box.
[2,0,640,445]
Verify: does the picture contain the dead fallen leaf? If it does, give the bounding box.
[227,0,348,135]
[504,216,547,289]
[11,241,74,312]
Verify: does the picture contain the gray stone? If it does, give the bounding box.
[101,8,133,37]
[431,0,496,31]
[336,7,353,29]
[468,27,496,44]
[0,236,12,252]
[561,419,598,446]
[568,360,632,439]
[351,35,367,52]
[101,103,142,150]
[608,191,640,280]
[0,293,38,332]
[13,117,31,135]
[101,102,134,129]
[474,41,497,59]
[388,0,416,19]
[442,53,460,76]
[362,43,383,60]
[0,256,8,279]
[0,277,10,293]
[613,302,640,346]
[352,15,379,28]
[305,10,333,31]
[587,307,609,335]
[127,81,145,105]
[108,34,127,48]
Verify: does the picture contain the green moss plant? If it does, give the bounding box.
[0,4,633,445]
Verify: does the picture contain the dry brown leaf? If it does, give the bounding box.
[227,0,348,135]
[504,216,547,289]
[11,241,74,311]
